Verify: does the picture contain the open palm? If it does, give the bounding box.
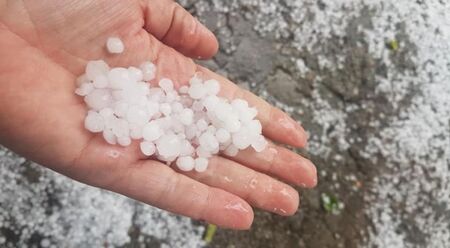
[0,0,317,229]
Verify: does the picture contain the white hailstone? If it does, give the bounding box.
[156,133,181,157]
[179,140,194,156]
[129,123,143,139]
[246,119,263,135]
[179,108,194,125]
[196,146,211,158]
[128,67,144,82]
[239,107,258,123]
[185,124,198,139]
[136,82,150,96]
[176,156,195,171]
[158,78,174,92]
[171,117,185,133]
[180,95,193,107]
[77,58,268,173]
[224,116,241,133]
[199,132,219,152]
[206,125,216,134]
[251,135,267,152]
[142,121,162,141]
[194,158,209,172]
[113,101,129,117]
[204,79,220,95]
[179,86,189,94]
[196,118,208,131]
[140,141,156,156]
[118,136,131,146]
[202,95,219,112]
[232,130,251,150]
[75,83,94,96]
[76,74,88,87]
[192,101,204,111]
[231,99,248,110]
[93,74,108,88]
[99,108,114,119]
[189,75,202,85]
[146,101,160,117]
[165,91,177,103]
[103,129,117,145]
[224,144,239,157]
[85,89,113,111]
[188,82,207,99]
[84,111,104,133]
[215,128,231,143]
[85,60,109,81]
[108,67,130,89]
[148,88,164,102]
[140,61,156,81]
[126,105,149,125]
[159,103,172,116]
[171,102,183,113]
[106,37,124,54]
[112,118,129,138]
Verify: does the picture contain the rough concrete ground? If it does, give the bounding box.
[1,0,449,247]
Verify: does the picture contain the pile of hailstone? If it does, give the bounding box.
[75,55,266,173]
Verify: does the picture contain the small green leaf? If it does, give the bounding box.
[203,224,217,244]
[388,39,399,51]
[321,193,343,215]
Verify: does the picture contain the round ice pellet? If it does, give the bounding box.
[215,128,231,143]
[85,89,113,111]
[159,103,172,116]
[108,67,129,89]
[140,61,156,81]
[159,78,174,92]
[140,141,156,156]
[118,136,131,146]
[224,144,239,157]
[156,134,181,157]
[84,111,104,133]
[93,74,108,88]
[128,67,144,82]
[188,82,207,99]
[179,108,194,125]
[204,79,220,95]
[142,121,162,141]
[75,83,94,96]
[106,37,124,54]
[194,158,209,172]
[199,132,219,152]
[126,105,149,125]
[176,156,195,171]
[251,135,267,152]
[103,129,117,145]
[86,60,109,81]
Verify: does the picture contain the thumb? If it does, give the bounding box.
[141,0,219,59]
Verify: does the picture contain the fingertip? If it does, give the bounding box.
[208,190,254,230]
[194,25,219,60]
[297,158,318,188]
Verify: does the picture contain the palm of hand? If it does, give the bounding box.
[0,0,317,229]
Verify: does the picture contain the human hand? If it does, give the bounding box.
[0,0,317,229]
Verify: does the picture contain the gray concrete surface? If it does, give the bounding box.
[1,1,449,247]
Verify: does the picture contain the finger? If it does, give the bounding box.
[181,156,300,216]
[194,66,308,147]
[142,0,218,59]
[223,143,318,188]
[70,138,254,230]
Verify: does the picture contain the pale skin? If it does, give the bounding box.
[0,0,317,229]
